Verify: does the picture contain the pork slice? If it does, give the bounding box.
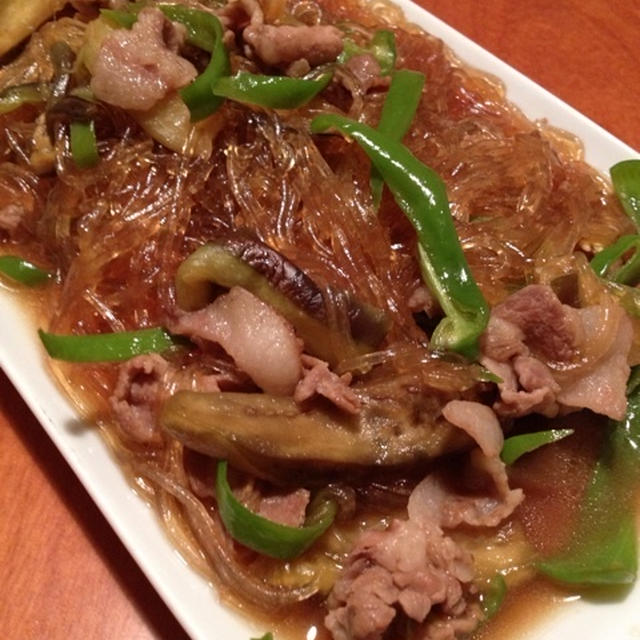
[479,315,527,362]
[482,284,632,421]
[258,488,310,527]
[493,284,579,361]
[90,7,197,111]
[441,400,504,457]
[172,286,303,396]
[294,354,361,414]
[343,54,389,92]
[326,519,477,640]
[483,355,560,418]
[416,606,483,640]
[110,353,170,444]
[410,401,523,529]
[217,0,263,30]
[557,305,632,420]
[243,24,343,67]
[110,354,227,444]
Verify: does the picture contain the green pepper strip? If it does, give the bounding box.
[371,69,425,208]
[500,428,574,465]
[479,573,507,621]
[70,120,99,168]
[175,9,229,121]
[101,5,230,121]
[0,256,51,286]
[0,83,48,115]
[212,72,332,110]
[611,159,640,229]
[591,235,638,277]
[251,634,274,640]
[311,114,489,358]
[216,461,336,560]
[38,327,176,362]
[538,369,640,585]
[590,233,640,286]
[339,29,396,75]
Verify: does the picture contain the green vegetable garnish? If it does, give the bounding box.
[500,429,574,465]
[0,256,51,286]
[371,69,425,208]
[250,634,274,640]
[0,83,48,114]
[538,369,640,585]
[212,72,332,110]
[176,9,229,121]
[590,234,640,284]
[216,461,336,559]
[479,573,507,620]
[592,161,640,285]
[311,114,489,358]
[38,327,176,362]
[70,120,99,168]
[610,159,640,229]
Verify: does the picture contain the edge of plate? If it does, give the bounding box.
[1,2,639,640]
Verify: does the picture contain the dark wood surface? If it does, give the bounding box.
[1,1,639,638]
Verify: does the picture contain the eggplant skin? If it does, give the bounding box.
[160,390,470,484]
[174,233,390,366]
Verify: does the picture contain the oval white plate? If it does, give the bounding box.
[1,1,638,639]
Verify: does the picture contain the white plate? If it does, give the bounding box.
[1,1,639,639]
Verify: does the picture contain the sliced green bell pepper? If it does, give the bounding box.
[538,370,640,585]
[212,72,332,110]
[216,461,336,560]
[311,114,489,358]
[500,428,574,465]
[610,159,640,229]
[38,327,176,362]
[70,120,99,168]
[371,69,425,207]
[0,256,51,286]
[0,83,48,115]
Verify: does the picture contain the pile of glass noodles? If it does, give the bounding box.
[2,0,640,638]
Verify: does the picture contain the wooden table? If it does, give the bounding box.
[1,2,638,638]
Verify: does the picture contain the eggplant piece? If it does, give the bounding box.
[160,389,470,484]
[175,230,390,366]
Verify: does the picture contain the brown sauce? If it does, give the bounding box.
[1,1,637,639]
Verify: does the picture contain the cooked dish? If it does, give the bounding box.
[2,1,640,639]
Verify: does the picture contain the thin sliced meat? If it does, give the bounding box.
[91,7,197,111]
[481,284,632,421]
[172,286,303,396]
[258,488,310,527]
[343,54,389,92]
[492,284,580,361]
[480,315,526,362]
[325,519,479,640]
[217,0,263,30]
[110,353,226,444]
[110,353,170,444]
[482,355,560,418]
[294,354,361,414]
[441,400,503,457]
[407,469,523,531]
[243,23,343,67]
[409,401,523,529]
[557,304,632,419]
